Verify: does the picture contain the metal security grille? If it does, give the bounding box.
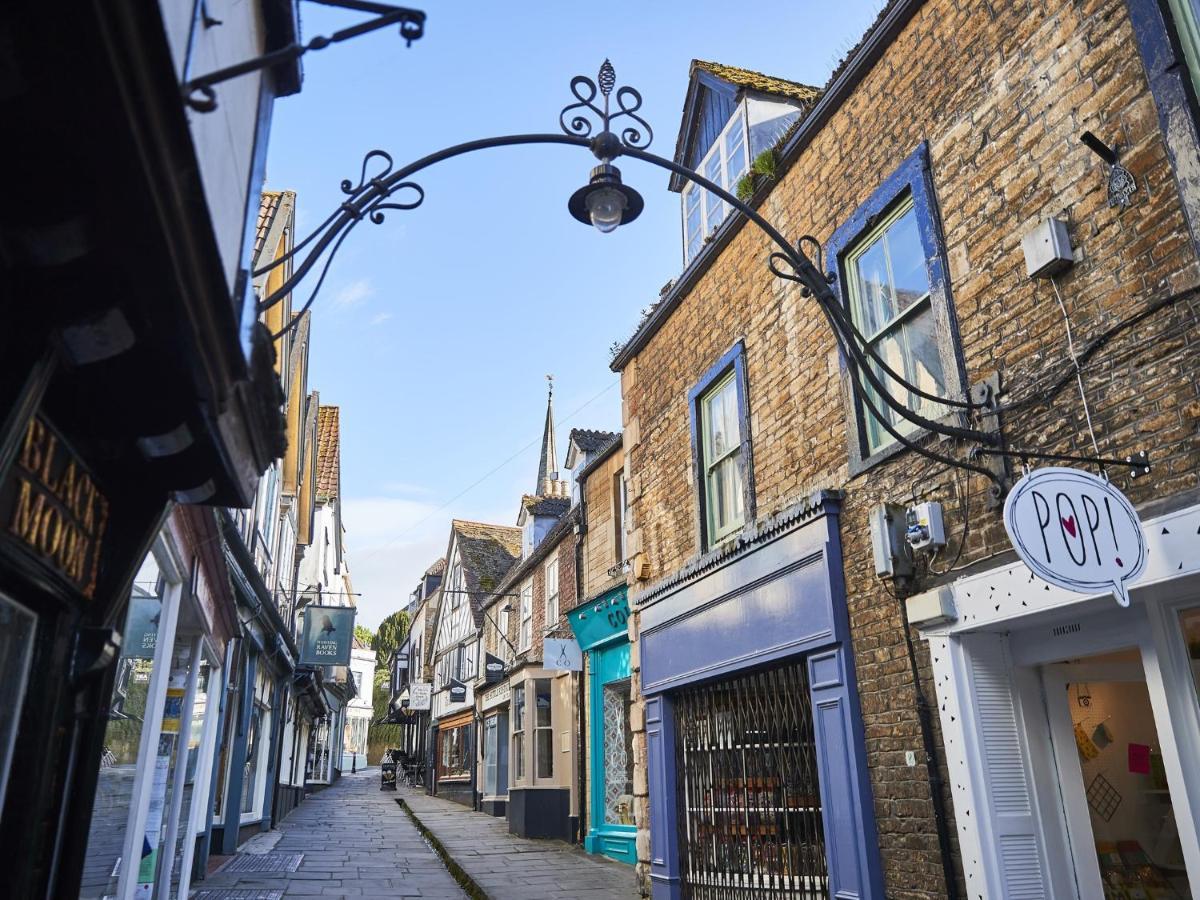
[674,661,828,899]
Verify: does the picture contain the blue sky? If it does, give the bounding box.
[265,1,886,628]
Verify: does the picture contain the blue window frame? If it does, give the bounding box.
[825,142,966,474]
[688,340,754,551]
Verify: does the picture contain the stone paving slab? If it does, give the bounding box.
[398,787,640,900]
[194,770,467,899]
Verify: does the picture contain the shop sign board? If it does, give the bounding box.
[1003,467,1146,607]
[124,595,161,659]
[447,678,467,703]
[299,605,356,666]
[484,652,506,683]
[0,414,110,599]
[408,681,432,710]
[544,637,583,671]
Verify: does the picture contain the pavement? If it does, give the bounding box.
[193,770,640,900]
[399,788,640,900]
[194,769,466,898]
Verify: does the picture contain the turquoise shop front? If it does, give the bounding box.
[568,586,637,865]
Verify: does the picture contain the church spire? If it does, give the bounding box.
[536,375,563,497]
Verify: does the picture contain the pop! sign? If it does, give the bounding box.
[1003,467,1146,607]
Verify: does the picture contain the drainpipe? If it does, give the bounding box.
[574,499,588,845]
[899,597,961,900]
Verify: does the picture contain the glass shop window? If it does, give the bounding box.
[512,685,526,783]
[535,679,553,780]
[78,554,163,900]
[439,724,469,778]
[844,197,948,455]
[483,715,499,796]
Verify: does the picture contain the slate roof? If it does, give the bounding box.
[316,405,340,500]
[451,519,522,609]
[255,191,283,262]
[568,428,619,454]
[691,60,821,105]
[519,494,571,519]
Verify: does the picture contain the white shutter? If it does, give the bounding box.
[960,633,1052,900]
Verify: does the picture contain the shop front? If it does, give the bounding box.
[506,668,578,841]
[77,513,233,900]
[912,499,1200,899]
[435,709,475,806]
[637,493,883,900]
[477,681,511,817]
[568,585,636,864]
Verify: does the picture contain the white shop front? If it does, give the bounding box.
[912,499,1200,899]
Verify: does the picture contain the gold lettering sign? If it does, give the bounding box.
[0,415,110,598]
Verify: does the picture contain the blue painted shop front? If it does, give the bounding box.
[638,492,884,900]
[568,586,637,865]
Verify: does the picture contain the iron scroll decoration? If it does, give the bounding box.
[559,59,654,152]
[253,61,1151,488]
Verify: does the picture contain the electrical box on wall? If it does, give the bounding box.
[1021,217,1073,278]
[870,503,912,578]
[905,502,946,551]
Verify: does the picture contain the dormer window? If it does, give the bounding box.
[683,106,749,264]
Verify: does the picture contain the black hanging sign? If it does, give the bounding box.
[484,653,506,683]
[448,678,467,703]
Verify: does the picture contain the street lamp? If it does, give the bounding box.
[569,163,643,232]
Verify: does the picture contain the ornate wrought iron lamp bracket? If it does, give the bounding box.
[182,0,425,113]
[251,60,1151,491]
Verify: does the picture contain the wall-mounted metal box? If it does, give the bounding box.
[1021,217,1073,278]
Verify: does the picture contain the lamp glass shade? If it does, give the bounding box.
[586,186,628,233]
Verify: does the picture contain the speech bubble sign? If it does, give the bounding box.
[1003,467,1146,607]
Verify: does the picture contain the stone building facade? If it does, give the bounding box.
[611,0,1200,897]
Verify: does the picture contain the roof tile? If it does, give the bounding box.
[316,405,340,500]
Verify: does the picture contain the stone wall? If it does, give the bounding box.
[618,0,1200,896]
[580,447,626,603]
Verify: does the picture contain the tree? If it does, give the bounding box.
[372,609,410,659]
[365,607,410,764]
[354,624,375,648]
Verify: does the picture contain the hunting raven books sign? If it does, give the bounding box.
[299,605,356,666]
[1003,467,1147,607]
[0,414,110,599]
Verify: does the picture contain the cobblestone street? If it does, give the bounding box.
[195,771,465,899]
[194,771,640,899]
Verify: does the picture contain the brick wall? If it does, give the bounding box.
[618,1,1200,896]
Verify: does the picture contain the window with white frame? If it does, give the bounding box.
[681,106,749,265]
[844,196,948,455]
[613,470,627,565]
[699,370,746,545]
[497,602,510,661]
[511,683,526,783]
[544,557,559,630]
[518,583,533,652]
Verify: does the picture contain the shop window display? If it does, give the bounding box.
[1061,648,1192,899]
[78,556,163,900]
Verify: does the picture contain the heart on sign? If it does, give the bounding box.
[1062,515,1077,537]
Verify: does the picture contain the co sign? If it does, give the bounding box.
[1003,467,1146,607]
